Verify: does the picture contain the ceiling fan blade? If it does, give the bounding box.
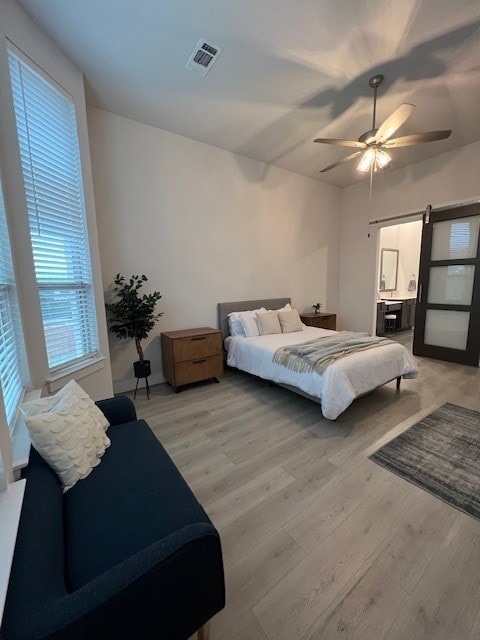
[314,138,366,149]
[384,130,452,148]
[319,151,362,173]
[375,103,415,143]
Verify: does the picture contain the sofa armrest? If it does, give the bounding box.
[95,396,137,426]
[5,522,225,640]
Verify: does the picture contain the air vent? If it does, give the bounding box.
[185,38,222,76]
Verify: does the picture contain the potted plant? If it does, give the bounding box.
[105,274,163,380]
[312,302,322,314]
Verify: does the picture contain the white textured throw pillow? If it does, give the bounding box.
[64,380,110,432]
[256,310,282,335]
[21,383,110,492]
[278,309,303,333]
[21,379,109,432]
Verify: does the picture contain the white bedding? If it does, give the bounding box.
[225,326,418,420]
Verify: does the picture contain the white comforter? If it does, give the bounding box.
[225,327,418,420]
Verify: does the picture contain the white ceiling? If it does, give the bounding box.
[17,0,480,187]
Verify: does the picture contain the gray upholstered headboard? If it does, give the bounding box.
[217,298,291,341]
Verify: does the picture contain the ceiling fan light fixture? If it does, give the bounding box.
[357,147,391,172]
[357,148,376,172]
[375,148,391,169]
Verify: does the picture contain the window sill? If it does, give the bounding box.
[46,355,106,394]
[0,479,26,622]
[11,389,40,478]
[11,420,31,478]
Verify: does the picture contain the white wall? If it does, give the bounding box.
[87,108,342,392]
[339,141,480,333]
[397,221,422,294]
[0,0,113,400]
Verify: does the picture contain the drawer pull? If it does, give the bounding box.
[191,336,206,341]
[193,358,207,364]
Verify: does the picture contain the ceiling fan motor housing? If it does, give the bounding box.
[368,74,384,89]
[358,129,378,145]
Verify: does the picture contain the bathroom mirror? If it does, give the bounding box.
[379,248,399,291]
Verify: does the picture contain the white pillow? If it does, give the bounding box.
[270,303,292,313]
[239,311,259,338]
[278,309,303,333]
[23,390,111,492]
[228,313,245,336]
[256,310,282,335]
[21,379,109,432]
[228,308,267,337]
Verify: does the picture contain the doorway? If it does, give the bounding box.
[375,219,422,350]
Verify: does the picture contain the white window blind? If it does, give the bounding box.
[0,183,25,426]
[8,49,99,372]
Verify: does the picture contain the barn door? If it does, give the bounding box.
[413,203,480,366]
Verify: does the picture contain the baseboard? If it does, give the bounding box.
[113,372,165,395]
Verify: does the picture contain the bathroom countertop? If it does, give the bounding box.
[379,293,417,301]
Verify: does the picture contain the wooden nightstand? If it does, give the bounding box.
[161,327,223,392]
[300,312,337,330]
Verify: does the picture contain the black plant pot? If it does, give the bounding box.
[134,360,151,400]
[134,360,151,378]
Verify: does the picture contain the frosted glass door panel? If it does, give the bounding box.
[424,310,469,350]
[427,265,475,305]
[431,217,480,260]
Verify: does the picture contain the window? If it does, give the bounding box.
[8,49,99,372]
[0,182,26,426]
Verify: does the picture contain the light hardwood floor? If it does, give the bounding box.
[129,352,480,640]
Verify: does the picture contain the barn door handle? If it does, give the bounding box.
[418,284,423,303]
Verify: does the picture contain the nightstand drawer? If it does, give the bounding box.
[300,313,337,330]
[174,355,223,386]
[172,332,221,362]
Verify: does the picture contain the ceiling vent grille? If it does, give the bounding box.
[185,38,222,76]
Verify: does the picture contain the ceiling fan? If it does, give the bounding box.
[314,74,452,174]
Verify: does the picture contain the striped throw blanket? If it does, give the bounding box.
[273,331,393,375]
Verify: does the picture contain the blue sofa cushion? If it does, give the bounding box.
[64,419,211,590]
[2,448,68,621]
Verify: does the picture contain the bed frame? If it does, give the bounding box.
[217,298,402,415]
[218,297,327,406]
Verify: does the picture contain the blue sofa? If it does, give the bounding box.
[1,396,225,640]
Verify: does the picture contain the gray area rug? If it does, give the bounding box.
[369,403,480,521]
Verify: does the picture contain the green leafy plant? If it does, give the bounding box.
[105,274,163,362]
[312,302,322,312]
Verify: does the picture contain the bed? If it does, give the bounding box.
[218,298,418,420]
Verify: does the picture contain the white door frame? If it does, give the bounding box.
[369,213,423,336]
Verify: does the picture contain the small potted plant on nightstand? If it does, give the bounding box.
[312,302,322,314]
[105,274,163,398]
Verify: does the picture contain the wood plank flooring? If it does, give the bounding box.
[128,351,480,640]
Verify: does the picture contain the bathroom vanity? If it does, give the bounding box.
[376,296,416,336]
